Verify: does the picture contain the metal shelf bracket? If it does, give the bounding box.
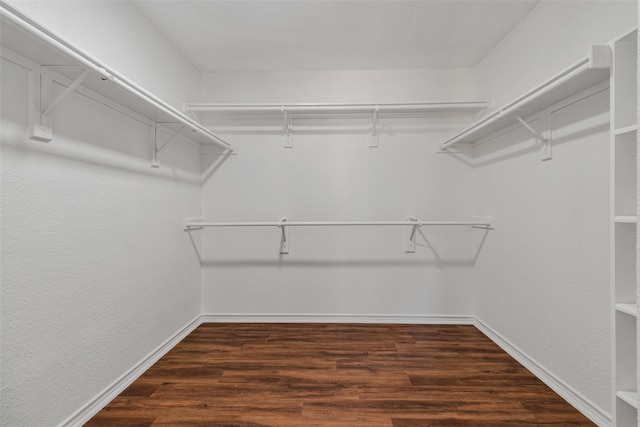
[31,66,89,142]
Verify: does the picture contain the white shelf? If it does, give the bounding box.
[0,2,232,152]
[616,303,638,317]
[615,124,638,136]
[615,216,638,223]
[617,391,639,409]
[440,55,610,148]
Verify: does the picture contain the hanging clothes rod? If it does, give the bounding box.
[0,1,233,152]
[184,219,492,230]
[184,102,489,115]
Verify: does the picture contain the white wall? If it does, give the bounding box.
[199,69,482,318]
[201,68,475,103]
[472,88,611,418]
[471,0,638,421]
[0,53,202,426]
[475,0,637,108]
[9,0,202,108]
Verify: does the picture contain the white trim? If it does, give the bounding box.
[473,317,611,427]
[200,313,474,324]
[58,315,203,427]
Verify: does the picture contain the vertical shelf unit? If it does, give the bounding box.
[611,27,639,427]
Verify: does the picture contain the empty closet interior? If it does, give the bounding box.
[1,1,638,426]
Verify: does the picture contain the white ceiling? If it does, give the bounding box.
[134,0,540,72]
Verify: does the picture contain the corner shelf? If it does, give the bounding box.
[616,303,638,317]
[614,216,638,224]
[439,52,610,149]
[615,124,638,136]
[0,1,232,153]
[617,391,639,409]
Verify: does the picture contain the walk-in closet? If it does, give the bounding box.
[1,1,639,426]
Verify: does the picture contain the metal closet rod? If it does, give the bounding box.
[185,219,492,229]
[0,1,233,152]
[184,102,489,114]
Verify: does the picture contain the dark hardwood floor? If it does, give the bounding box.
[86,323,595,426]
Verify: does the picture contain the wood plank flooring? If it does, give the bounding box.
[87,323,595,426]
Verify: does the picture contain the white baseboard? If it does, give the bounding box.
[58,315,203,427]
[200,313,475,325]
[473,317,611,427]
[59,314,608,427]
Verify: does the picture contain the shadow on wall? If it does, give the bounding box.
[185,226,491,269]
[1,120,205,184]
[202,149,232,182]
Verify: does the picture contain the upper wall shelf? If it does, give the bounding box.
[0,1,233,153]
[185,102,489,149]
[439,48,611,150]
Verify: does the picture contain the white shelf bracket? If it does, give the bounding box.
[156,124,185,153]
[41,68,90,121]
[404,217,419,253]
[150,123,186,168]
[150,125,160,168]
[283,108,293,148]
[370,107,379,148]
[31,67,90,142]
[29,66,52,142]
[278,218,289,254]
[516,113,552,161]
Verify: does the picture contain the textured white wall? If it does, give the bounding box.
[200,68,475,104]
[474,0,637,108]
[472,89,611,416]
[199,69,481,317]
[0,54,202,426]
[9,0,202,108]
[471,1,638,420]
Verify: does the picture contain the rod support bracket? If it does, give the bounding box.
[405,217,420,253]
[370,106,380,148]
[283,108,293,148]
[516,112,552,161]
[278,218,289,254]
